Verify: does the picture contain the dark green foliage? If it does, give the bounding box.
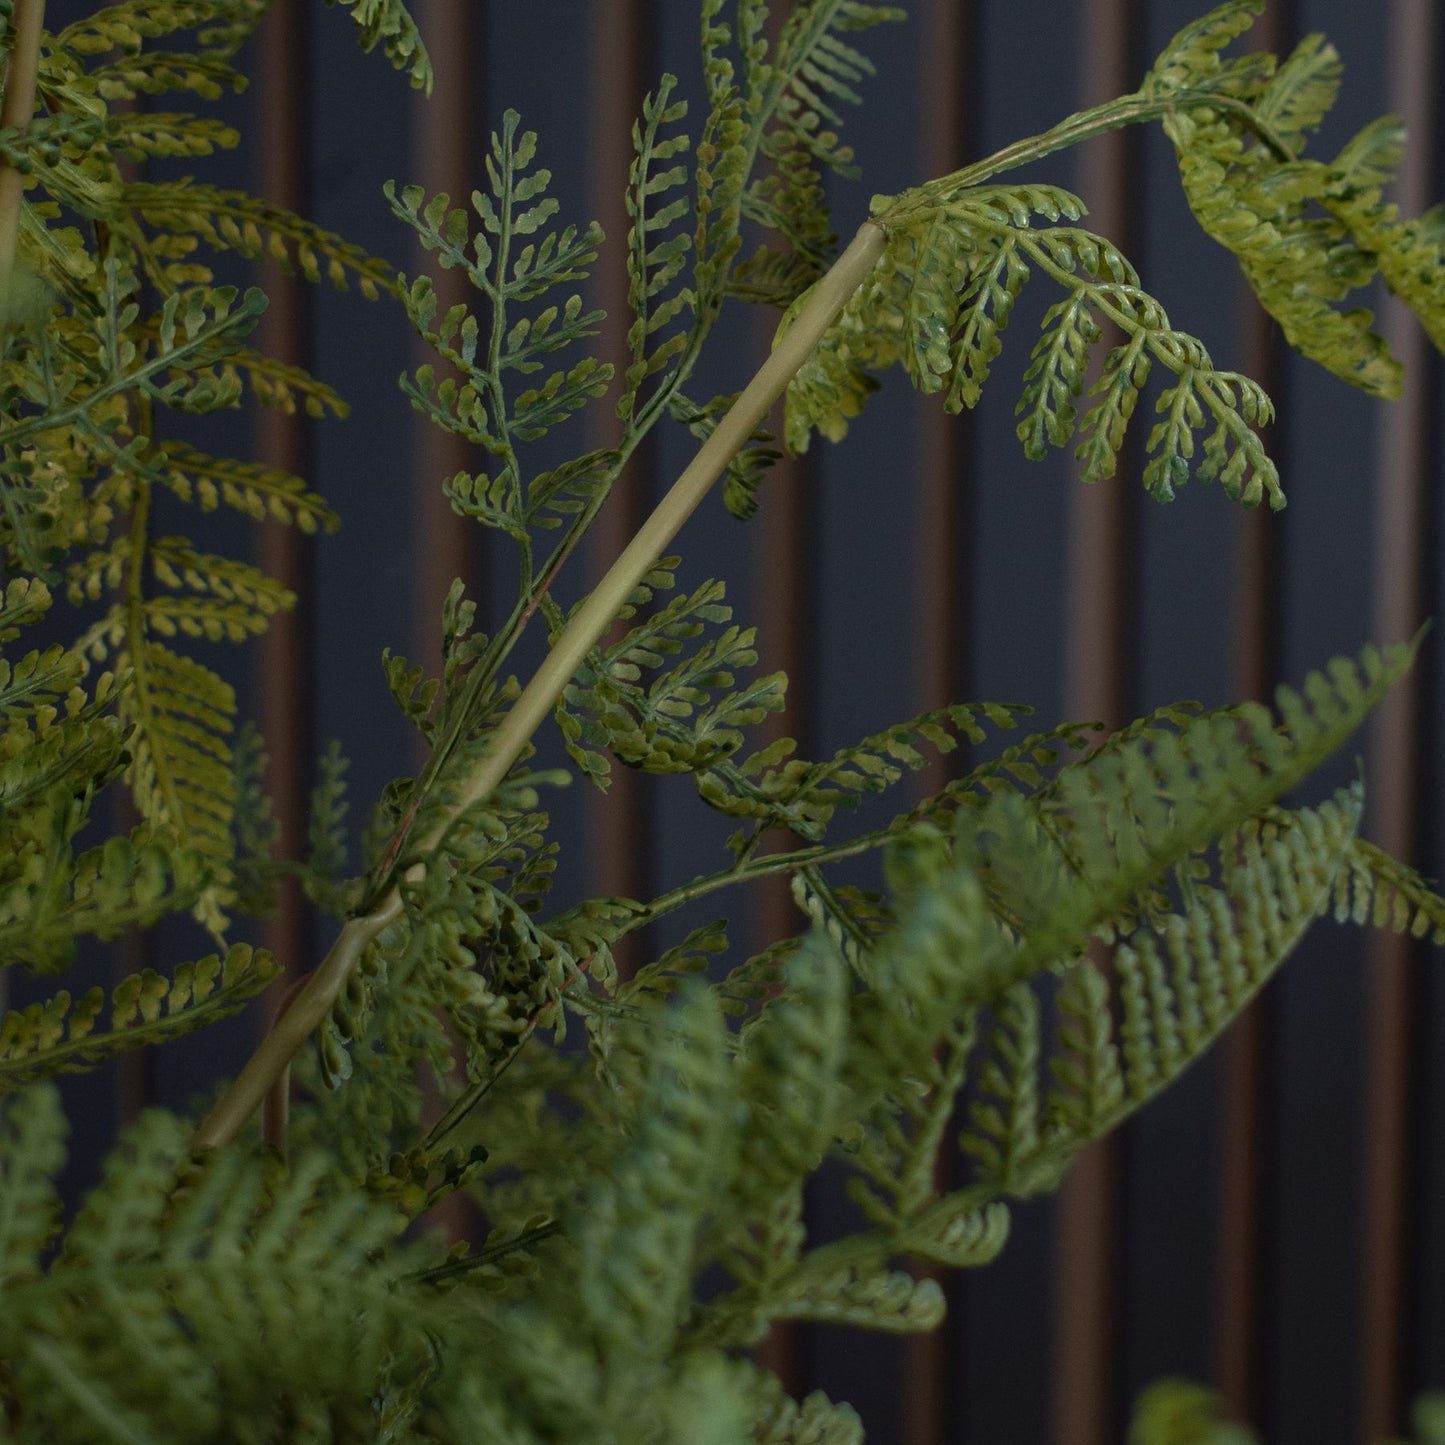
[0,0,393,930]
[785,0,1445,509]
[0,944,279,1090]
[1147,0,1445,395]
[0,1091,455,1440]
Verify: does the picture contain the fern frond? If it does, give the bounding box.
[229,721,278,915]
[788,871,891,982]
[2,1111,447,1438]
[520,447,620,532]
[557,574,787,787]
[156,441,339,530]
[0,1085,66,1287]
[119,639,236,913]
[744,0,905,274]
[1127,1378,1260,1445]
[124,180,396,297]
[0,825,209,974]
[0,944,280,1091]
[1145,2,1445,396]
[621,75,695,420]
[103,109,239,160]
[53,0,265,59]
[323,0,432,93]
[1330,835,1445,941]
[701,700,1029,843]
[201,345,350,418]
[620,919,731,1005]
[732,932,850,1211]
[692,0,901,322]
[388,115,610,509]
[749,1370,865,1445]
[1144,0,1265,95]
[766,1246,945,1334]
[304,738,352,915]
[83,46,246,101]
[0,576,55,644]
[145,536,293,641]
[669,388,782,519]
[559,986,736,1360]
[960,982,1049,1193]
[955,787,1362,1202]
[790,193,1283,506]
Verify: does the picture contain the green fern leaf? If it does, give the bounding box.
[769,1249,945,1334]
[560,986,736,1360]
[706,700,1028,842]
[1255,33,1342,151]
[0,1084,66,1286]
[124,180,396,297]
[3,1114,443,1438]
[229,721,278,915]
[156,442,339,530]
[119,639,236,914]
[621,75,695,420]
[324,0,432,92]
[1330,835,1445,941]
[305,739,352,915]
[0,944,280,1091]
[1144,0,1265,95]
[0,828,209,974]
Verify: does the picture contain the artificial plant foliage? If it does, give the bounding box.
[0,0,1443,1441]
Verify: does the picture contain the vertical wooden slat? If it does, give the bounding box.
[412,0,478,674]
[1361,0,1436,1434]
[1215,5,1286,1420]
[255,0,312,994]
[905,2,973,1441]
[584,0,650,977]
[1052,1,1136,1441]
[748,436,812,1402]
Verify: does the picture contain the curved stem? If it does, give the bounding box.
[411,221,888,847]
[192,220,889,1150]
[192,893,404,1148]
[0,0,44,330]
[880,87,1293,225]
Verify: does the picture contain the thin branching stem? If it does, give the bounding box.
[192,220,888,1150]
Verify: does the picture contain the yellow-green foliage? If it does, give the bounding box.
[1,2,1443,1441]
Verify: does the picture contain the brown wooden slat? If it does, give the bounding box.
[255,0,312,996]
[412,0,479,674]
[1215,0,1286,1415]
[1052,1,1137,1441]
[583,0,650,978]
[1360,0,1437,1434]
[748,429,811,1403]
[904,2,975,1442]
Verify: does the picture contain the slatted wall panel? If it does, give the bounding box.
[56,0,1436,1439]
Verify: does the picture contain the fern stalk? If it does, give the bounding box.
[192,219,888,1149]
[889,85,1295,217]
[0,0,44,330]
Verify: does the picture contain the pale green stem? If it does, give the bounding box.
[431,221,888,834]
[192,220,889,1150]
[193,895,404,1148]
[0,0,45,330]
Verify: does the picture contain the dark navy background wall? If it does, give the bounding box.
[33,0,1445,1440]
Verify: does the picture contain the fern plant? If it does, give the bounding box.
[0,0,1442,1439]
